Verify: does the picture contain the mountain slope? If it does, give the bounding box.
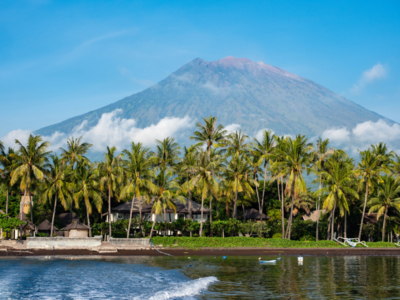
[36,56,391,137]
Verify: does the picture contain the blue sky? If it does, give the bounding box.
[1,0,399,138]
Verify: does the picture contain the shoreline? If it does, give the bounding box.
[1,247,400,257]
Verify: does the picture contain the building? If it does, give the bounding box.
[19,191,34,221]
[108,197,211,223]
[37,219,58,236]
[61,221,90,237]
[243,208,270,222]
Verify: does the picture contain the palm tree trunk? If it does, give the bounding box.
[164,207,167,222]
[286,174,296,239]
[200,194,205,236]
[255,174,262,221]
[358,183,369,241]
[344,210,347,238]
[382,206,388,242]
[127,196,135,238]
[86,202,92,237]
[330,201,336,241]
[226,200,229,217]
[261,162,268,216]
[108,188,112,239]
[188,190,192,219]
[233,184,238,219]
[22,187,27,220]
[316,175,322,241]
[139,200,142,237]
[51,191,57,237]
[28,188,33,223]
[210,197,213,237]
[5,187,9,215]
[242,203,246,221]
[281,176,285,238]
[149,218,156,239]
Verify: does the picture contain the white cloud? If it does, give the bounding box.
[1,110,194,152]
[352,63,387,94]
[321,119,400,154]
[2,129,32,149]
[254,128,275,141]
[225,123,241,134]
[321,127,351,143]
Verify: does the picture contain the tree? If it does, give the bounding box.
[356,149,385,240]
[10,135,51,223]
[368,175,400,241]
[153,137,181,171]
[121,142,157,238]
[274,135,313,239]
[316,159,358,240]
[190,116,227,157]
[311,138,334,241]
[74,161,102,237]
[252,130,276,221]
[41,155,72,237]
[223,154,256,219]
[0,147,16,215]
[98,146,123,237]
[188,150,221,236]
[148,167,185,239]
[225,130,249,156]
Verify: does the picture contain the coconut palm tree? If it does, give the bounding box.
[248,150,263,219]
[148,167,185,239]
[311,138,334,241]
[153,137,181,171]
[121,142,157,238]
[41,155,73,237]
[252,130,276,221]
[10,135,51,222]
[190,116,227,158]
[368,175,400,241]
[98,146,123,237]
[274,135,313,239]
[356,149,386,240]
[0,147,15,214]
[225,130,249,157]
[188,150,221,236]
[74,161,102,237]
[223,153,256,219]
[316,159,359,240]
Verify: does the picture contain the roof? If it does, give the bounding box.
[59,212,79,227]
[112,197,212,214]
[62,221,90,231]
[302,210,326,222]
[38,219,58,231]
[365,213,378,224]
[243,208,270,220]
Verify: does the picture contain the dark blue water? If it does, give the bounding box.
[1,256,400,299]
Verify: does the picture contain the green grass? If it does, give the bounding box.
[151,237,399,249]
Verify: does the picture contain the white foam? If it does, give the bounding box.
[143,276,218,300]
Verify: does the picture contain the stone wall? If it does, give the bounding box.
[108,238,150,246]
[26,237,102,249]
[69,229,88,238]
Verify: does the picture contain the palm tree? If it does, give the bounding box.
[248,150,263,219]
[311,138,334,241]
[121,142,157,238]
[368,175,400,241]
[225,130,249,156]
[223,154,256,219]
[10,135,51,222]
[252,130,276,221]
[188,150,221,236]
[316,159,359,240]
[178,145,199,222]
[356,149,385,240]
[153,137,181,171]
[98,146,123,238]
[190,116,227,158]
[60,136,92,221]
[74,161,102,237]
[274,135,313,239]
[41,155,72,237]
[0,147,15,215]
[148,167,185,239]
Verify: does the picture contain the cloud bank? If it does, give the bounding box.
[2,110,194,152]
[352,63,387,94]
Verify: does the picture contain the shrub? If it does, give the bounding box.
[272,233,282,239]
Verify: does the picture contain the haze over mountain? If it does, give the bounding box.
[37,56,392,138]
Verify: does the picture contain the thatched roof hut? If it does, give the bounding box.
[243,208,270,221]
[61,221,90,238]
[38,219,58,232]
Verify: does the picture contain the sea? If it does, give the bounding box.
[1,255,400,299]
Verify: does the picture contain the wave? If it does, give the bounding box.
[144,276,218,300]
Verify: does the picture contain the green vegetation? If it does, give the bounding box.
[1,116,400,246]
